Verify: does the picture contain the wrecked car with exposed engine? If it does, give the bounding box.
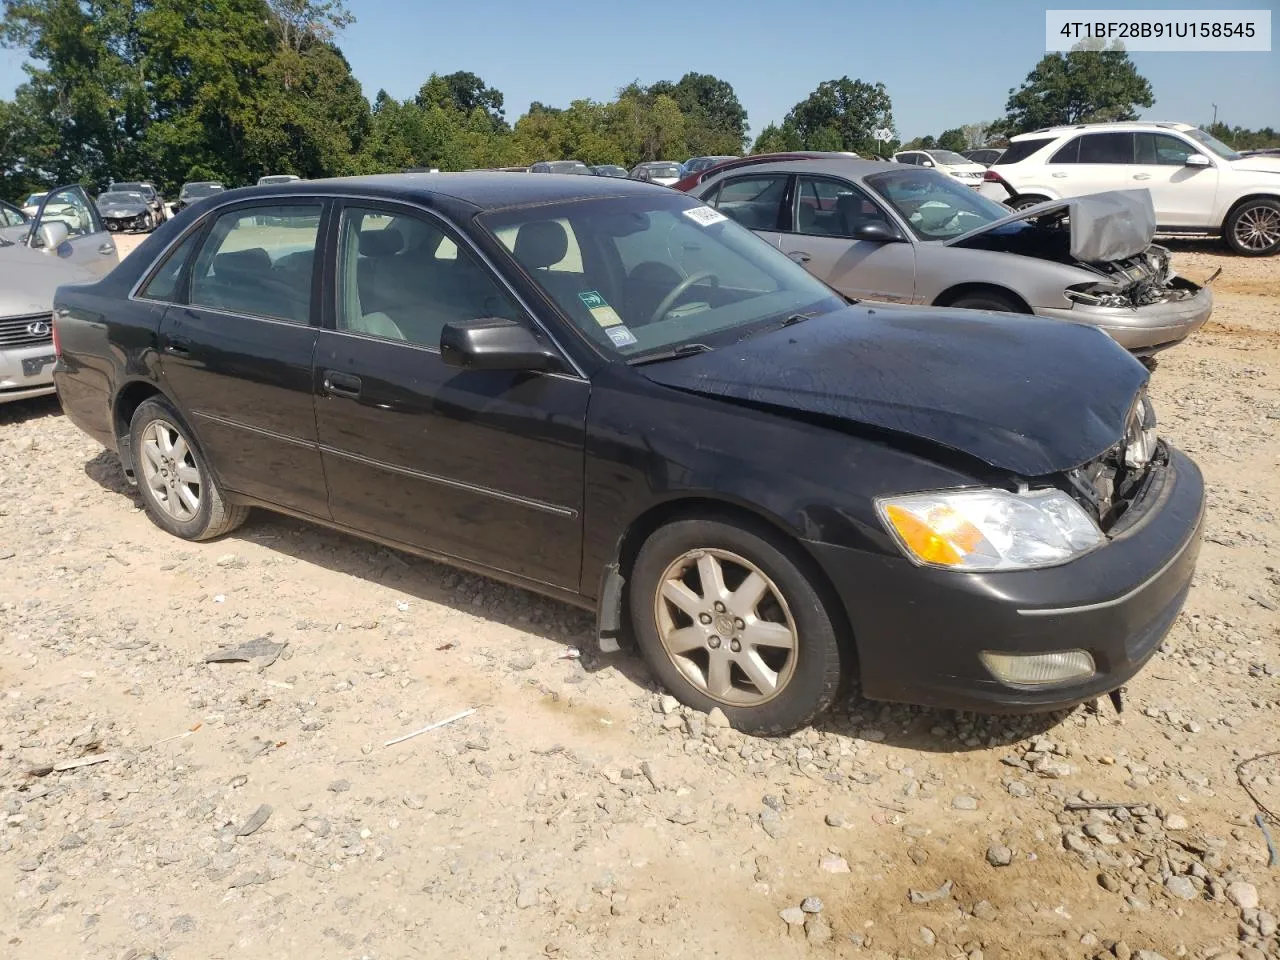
[52,173,1204,734]
[695,158,1213,359]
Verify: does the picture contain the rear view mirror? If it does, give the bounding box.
[35,219,70,251]
[440,317,560,372]
[1184,154,1211,168]
[852,221,902,243]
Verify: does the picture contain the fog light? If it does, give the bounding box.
[980,650,1096,687]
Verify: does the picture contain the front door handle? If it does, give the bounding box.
[164,336,192,356]
[787,250,812,264]
[1133,173,1151,181]
[1051,172,1068,178]
[323,370,362,399]
[98,242,116,255]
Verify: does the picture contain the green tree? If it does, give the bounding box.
[782,77,894,155]
[936,127,966,152]
[416,71,506,131]
[997,42,1154,135]
[655,72,747,155]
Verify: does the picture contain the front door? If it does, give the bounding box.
[31,185,118,277]
[777,174,917,303]
[313,201,589,590]
[1132,132,1220,228]
[155,200,330,518]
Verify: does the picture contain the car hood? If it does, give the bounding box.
[0,247,98,316]
[639,306,1148,476]
[99,199,149,215]
[944,189,1156,262]
[1227,155,1280,175]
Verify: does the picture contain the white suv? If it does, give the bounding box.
[978,121,1280,256]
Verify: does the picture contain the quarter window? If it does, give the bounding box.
[337,206,524,347]
[188,204,321,324]
[138,229,202,302]
[708,175,789,231]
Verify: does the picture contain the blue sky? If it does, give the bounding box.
[1,0,1276,140]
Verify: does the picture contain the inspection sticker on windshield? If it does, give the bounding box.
[606,325,638,347]
[579,290,625,328]
[682,206,727,227]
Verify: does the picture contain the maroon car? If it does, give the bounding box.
[672,152,864,192]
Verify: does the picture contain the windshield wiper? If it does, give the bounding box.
[782,311,818,326]
[628,342,713,366]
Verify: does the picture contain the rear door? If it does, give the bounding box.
[1132,132,1219,227]
[777,175,916,303]
[153,200,330,517]
[701,173,791,248]
[31,185,118,276]
[1043,132,1135,201]
[312,201,589,589]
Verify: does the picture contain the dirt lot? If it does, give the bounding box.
[1,234,1277,960]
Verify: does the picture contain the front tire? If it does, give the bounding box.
[946,290,1023,312]
[129,397,248,541]
[629,516,844,735]
[1224,198,1280,256]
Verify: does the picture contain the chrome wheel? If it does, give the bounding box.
[654,548,798,706]
[139,419,201,521]
[1233,204,1280,252]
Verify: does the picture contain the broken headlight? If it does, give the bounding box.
[1124,393,1158,470]
[876,488,1103,572]
[1064,283,1130,308]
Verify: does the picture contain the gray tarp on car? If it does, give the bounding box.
[946,189,1158,262]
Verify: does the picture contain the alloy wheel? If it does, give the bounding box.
[1233,204,1280,252]
[139,418,202,521]
[653,548,798,706]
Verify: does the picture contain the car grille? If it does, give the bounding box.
[0,313,54,348]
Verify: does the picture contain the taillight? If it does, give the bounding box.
[51,310,62,357]
[982,169,1005,183]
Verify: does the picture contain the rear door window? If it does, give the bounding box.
[188,204,322,324]
[707,175,790,231]
[1077,132,1135,164]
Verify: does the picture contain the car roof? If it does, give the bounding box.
[701,157,895,181]
[1013,121,1195,140]
[211,171,674,212]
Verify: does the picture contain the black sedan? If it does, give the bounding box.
[172,180,226,214]
[51,174,1204,733]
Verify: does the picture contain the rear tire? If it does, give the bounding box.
[1224,198,1280,256]
[945,290,1023,313]
[628,516,844,735]
[1008,194,1050,211]
[129,396,248,541]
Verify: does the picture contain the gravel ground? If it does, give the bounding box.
[1,235,1277,960]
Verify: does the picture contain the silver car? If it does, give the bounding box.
[1,184,119,403]
[694,159,1213,357]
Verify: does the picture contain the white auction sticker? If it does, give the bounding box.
[682,206,728,227]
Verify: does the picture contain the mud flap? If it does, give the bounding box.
[118,435,138,486]
[596,563,624,654]
[1109,687,1125,714]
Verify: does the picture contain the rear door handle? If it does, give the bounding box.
[787,250,812,264]
[1133,173,1151,181]
[98,242,116,255]
[164,336,192,356]
[323,370,362,399]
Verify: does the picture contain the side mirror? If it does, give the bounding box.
[440,317,560,372]
[920,160,934,168]
[35,219,70,251]
[851,221,902,243]
[1184,153,1211,168]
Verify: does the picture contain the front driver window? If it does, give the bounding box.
[39,186,100,239]
[794,177,889,238]
[337,206,524,346]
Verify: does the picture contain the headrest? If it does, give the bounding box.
[359,227,404,257]
[835,193,861,216]
[514,220,568,269]
[213,247,271,277]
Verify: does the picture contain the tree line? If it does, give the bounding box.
[2,3,1275,200]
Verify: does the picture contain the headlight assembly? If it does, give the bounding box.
[876,487,1103,572]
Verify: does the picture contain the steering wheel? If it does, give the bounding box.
[649,270,715,325]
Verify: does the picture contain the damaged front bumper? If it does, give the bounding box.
[1038,282,1213,355]
[804,446,1204,713]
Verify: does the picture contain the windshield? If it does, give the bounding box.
[549,162,591,174]
[866,168,1013,240]
[101,192,145,202]
[645,164,682,178]
[182,183,225,198]
[24,193,46,206]
[1185,128,1241,161]
[114,182,151,195]
[479,195,845,359]
[927,150,972,165]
